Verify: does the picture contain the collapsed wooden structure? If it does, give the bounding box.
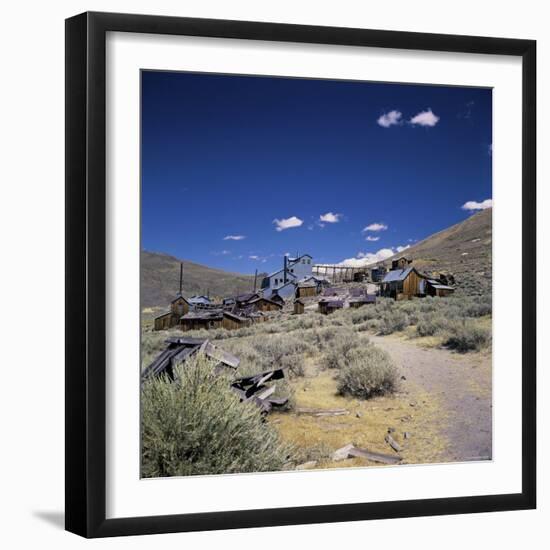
[141,337,240,382]
[142,338,288,414]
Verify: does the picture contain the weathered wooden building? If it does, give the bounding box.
[246,297,283,312]
[153,294,191,331]
[318,299,344,315]
[235,293,260,308]
[426,280,455,297]
[296,281,317,298]
[180,310,252,331]
[380,267,425,300]
[391,257,412,271]
[269,293,285,306]
[294,299,305,315]
[349,295,377,308]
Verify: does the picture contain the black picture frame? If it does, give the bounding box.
[65,11,536,538]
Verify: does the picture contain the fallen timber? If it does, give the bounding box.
[332,443,402,465]
[141,337,239,382]
[143,338,288,414]
[231,367,289,414]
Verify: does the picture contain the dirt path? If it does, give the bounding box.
[369,334,492,463]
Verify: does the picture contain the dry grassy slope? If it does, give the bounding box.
[141,250,257,308]
[387,208,492,293]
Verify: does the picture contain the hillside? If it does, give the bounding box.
[386,208,492,294]
[141,251,257,309]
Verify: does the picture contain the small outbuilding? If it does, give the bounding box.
[318,299,344,315]
[426,281,455,297]
[391,257,412,271]
[349,295,377,308]
[246,297,283,313]
[153,294,191,331]
[294,299,305,315]
[180,311,224,331]
[296,281,317,298]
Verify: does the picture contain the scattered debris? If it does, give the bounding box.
[332,444,401,465]
[387,427,396,433]
[404,432,411,440]
[401,375,407,381]
[231,367,289,414]
[385,433,403,453]
[356,411,363,418]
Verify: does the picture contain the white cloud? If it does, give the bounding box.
[319,212,341,223]
[337,245,409,268]
[363,222,388,232]
[365,235,380,242]
[273,216,303,232]
[461,199,493,211]
[249,255,260,260]
[377,110,402,128]
[409,108,440,127]
[223,235,246,241]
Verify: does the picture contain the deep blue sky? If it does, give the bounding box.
[141,70,492,274]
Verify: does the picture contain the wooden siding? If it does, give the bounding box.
[154,312,178,331]
[297,286,317,298]
[294,301,305,314]
[222,316,251,330]
[171,297,189,317]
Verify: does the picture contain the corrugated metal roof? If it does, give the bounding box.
[382,267,414,283]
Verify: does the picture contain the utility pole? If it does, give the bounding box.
[179,263,183,296]
[253,269,258,292]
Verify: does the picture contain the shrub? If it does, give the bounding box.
[337,345,398,399]
[378,310,409,335]
[443,322,491,352]
[141,355,291,477]
[416,314,447,337]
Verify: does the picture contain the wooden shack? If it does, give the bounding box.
[318,299,344,315]
[222,311,252,330]
[296,281,317,298]
[269,293,285,306]
[349,295,377,308]
[391,257,412,271]
[294,299,305,314]
[426,280,455,297]
[246,297,283,313]
[154,294,190,330]
[171,295,190,317]
[235,293,260,308]
[153,311,178,331]
[380,267,426,300]
[353,271,368,282]
[180,311,224,331]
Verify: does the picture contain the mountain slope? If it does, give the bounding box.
[141,251,257,309]
[387,208,492,293]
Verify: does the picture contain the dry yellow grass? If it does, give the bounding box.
[270,363,450,470]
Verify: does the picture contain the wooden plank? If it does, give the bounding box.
[385,433,403,453]
[348,446,402,465]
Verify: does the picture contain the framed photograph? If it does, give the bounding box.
[65,11,536,538]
